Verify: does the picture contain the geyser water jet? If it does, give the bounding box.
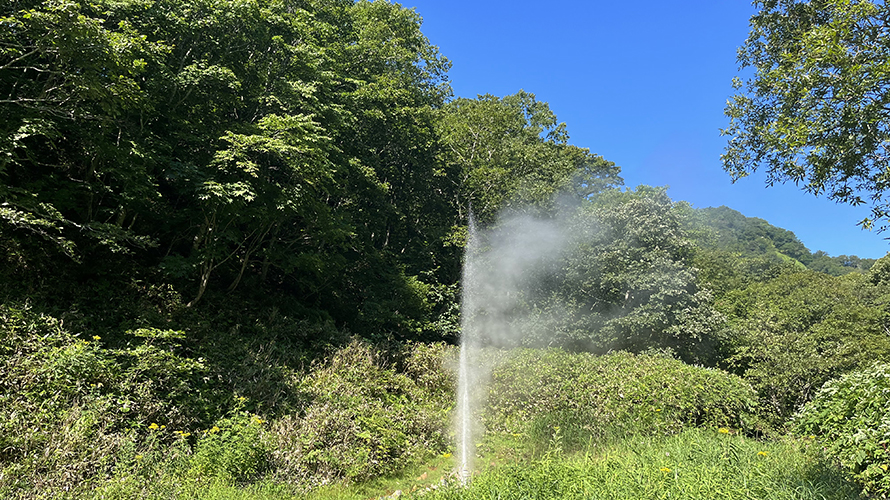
[456,209,479,484]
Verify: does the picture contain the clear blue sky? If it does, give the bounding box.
[406,0,890,259]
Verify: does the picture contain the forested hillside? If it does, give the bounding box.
[2,1,889,498]
[685,206,876,276]
[0,0,620,339]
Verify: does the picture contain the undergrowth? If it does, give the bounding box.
[2,300,881,499]
[427,428,860,500]
[793,362,890,498]
[0,302,453,497]
[485,348,760,452]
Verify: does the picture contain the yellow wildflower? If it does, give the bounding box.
[160,425,166,430]
[93,335,101,340]
[655,408,662,412]
[210,426,220,434]
[660,467,671,473]
[881,464,888,472]
[148,423,159,430]
[757,451,769,457]
[253,416,264,424]
[442,453,452,458]
[718,427,730,434]
[135,454,143,460]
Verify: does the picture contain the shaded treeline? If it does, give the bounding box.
[0,0,618,339]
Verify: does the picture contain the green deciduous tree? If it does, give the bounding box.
[0,0,166,268]
[1,0,632,344]
[793,362,890,497]
[325,0,457,335]
[112,0,353,307]
[487,187,724,363]
[720,267,890,423]
[560,187,724,362]
[723,0,890,230]
[0,0,457,328]
[436,91,621,224]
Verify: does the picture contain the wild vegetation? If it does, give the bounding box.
[2,0,890,498]
[723,0,890,231]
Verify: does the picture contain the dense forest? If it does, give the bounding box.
[2,0,889,498]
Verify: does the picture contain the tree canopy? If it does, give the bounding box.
[719,266,890,422]
[0,0,629,340]
[722,0,890,230]
[435,91,621,224]
[0,0,455,330]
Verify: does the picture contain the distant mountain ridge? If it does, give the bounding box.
[686,206,876,276]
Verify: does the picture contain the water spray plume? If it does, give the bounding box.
[454,205,581,485]
[456,207,478,484]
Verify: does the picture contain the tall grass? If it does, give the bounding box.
[426,428,859,500]
[34,428,859,500]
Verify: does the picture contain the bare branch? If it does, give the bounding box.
[0,47,39,70]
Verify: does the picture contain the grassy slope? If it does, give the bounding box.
[426,429,857,500]
[82,430,859,500]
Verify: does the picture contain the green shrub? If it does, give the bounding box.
[0,406,128,499]
[0,304,125,495]
[266,340,451,487]
[89,426,193,500]
[0,304,214,496]
[485,349,759,450]
[792,362,890,498]
[400,341,457,407]
[191,314,335,420]
[1,299,459,495]
[189,409,270,483]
